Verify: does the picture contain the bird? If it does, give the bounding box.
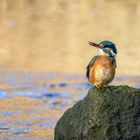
[86,40,117,88]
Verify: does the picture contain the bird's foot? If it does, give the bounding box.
[103,85,108,87]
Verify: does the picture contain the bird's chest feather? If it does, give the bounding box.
[92,56,115,81]
[95,65,112,80]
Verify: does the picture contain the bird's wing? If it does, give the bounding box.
[86,55,99,79]
[112,57,117,68]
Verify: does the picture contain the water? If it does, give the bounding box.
[0,70,139,139]
[0,1,140,74]
[0,0,140,139]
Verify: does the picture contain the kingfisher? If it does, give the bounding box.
[86,40,117,88]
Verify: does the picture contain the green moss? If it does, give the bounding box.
[55,86,140,140]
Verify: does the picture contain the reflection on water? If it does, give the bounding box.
[0,1,140,139]
[0,1,140,74]
[0,70,139,139]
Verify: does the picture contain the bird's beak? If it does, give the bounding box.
[88,41,103,49]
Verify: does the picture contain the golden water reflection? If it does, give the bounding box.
[0,1,140,75]
[0,70,139,139]
[0,1,140,139]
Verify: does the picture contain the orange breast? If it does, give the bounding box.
[89,56,116,87]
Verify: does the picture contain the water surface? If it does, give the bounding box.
[0,1,140,74]
[0,70,139,139]
[0,1,140,139]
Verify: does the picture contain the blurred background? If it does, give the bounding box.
[0,0,140,75]
[0,0,140,140]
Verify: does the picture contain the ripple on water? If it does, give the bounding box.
[58,83,67,87]
[0,91,7,98]
[0,71,139,140]
[41,92,71,98]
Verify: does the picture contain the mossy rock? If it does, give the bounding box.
[55,86,140,140]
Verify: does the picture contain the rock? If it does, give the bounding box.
[55,86,140,140]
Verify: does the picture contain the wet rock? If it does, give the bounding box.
[55,86,140,140]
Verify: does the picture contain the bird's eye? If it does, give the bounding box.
[100,44,104,47]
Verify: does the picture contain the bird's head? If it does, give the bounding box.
[88,40,117,57]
